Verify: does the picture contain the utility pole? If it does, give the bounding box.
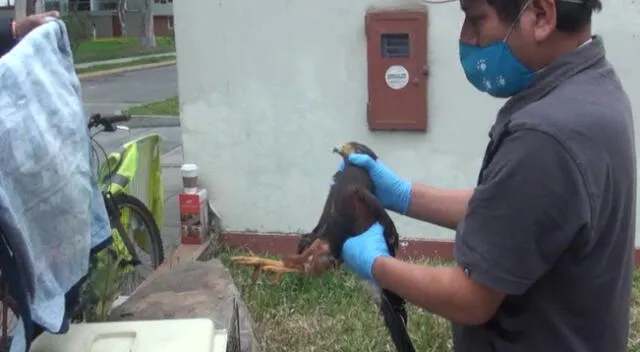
[14,0,35,22]
[27,0,35,16]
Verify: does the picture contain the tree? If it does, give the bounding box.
[63,0,92,55]
[140,0,155,49]
[117,0,127,37]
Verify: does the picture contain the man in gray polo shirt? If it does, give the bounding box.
[336,0,635,350]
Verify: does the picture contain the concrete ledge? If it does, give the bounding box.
[124,115,180,129]
[136,240,214,292]
[77,60,177,80]
[109,259,261,352]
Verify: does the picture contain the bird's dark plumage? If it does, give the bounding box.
[295,141,415,352]
[232,141,415,352]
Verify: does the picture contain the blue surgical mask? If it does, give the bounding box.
[458,1,535,98]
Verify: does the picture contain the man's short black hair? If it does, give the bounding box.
[487,0,602,33]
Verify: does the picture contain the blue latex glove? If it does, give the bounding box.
[338,154,412,214]
[341,222,391,281]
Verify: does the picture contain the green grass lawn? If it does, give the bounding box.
[76,55,176,75]
[74,36,175,64]
[123,96,179,116]
[219,247,640,352]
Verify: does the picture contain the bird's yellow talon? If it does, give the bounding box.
[231,256,303,283]
[230,256,284,267]
[262,265,301,274]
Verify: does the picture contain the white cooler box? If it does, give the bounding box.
[29,318,227,352]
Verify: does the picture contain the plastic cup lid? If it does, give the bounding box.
[181,163,199,172]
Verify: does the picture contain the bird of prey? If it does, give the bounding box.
[231,141,416,352]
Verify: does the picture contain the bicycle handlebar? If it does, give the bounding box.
[87,113,132,131]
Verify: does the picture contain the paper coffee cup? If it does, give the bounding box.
[181,163,199,193]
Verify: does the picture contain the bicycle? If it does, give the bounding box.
[0,113,166,349]
[0,242,19,352]
[73,113,166,320]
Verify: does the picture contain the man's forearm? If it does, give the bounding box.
[406,183,473,230]
[372,256,503,325]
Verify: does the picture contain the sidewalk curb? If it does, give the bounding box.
[124,114,181,129]
[75,52,177,69]
[78,60,177,80]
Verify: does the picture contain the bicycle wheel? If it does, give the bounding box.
[0,276,18,351]
[112,193,165,296]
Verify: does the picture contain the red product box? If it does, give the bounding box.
[178,188,209,245]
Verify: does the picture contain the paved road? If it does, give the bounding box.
[83,65,184,253]
[82,65,178,116]
[82,64,180,155]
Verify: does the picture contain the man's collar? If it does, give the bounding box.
[579,37,593,48]
[489,35,605,139]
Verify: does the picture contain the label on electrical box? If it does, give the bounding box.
[384,65,410,90]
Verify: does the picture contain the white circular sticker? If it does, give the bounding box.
[384,65,410,90]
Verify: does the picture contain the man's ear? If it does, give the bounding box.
[531,0,557,42]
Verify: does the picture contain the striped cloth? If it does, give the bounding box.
[0,18,112,352]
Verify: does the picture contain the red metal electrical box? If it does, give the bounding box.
[365,8,429,131]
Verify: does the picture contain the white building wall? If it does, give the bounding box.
[173,0,640,245]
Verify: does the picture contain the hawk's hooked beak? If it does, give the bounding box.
[333,143,358,158]
[332,146,345,157]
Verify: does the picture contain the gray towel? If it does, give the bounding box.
[0,18,112,352]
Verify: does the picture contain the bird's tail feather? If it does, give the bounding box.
[351,186,416,351]
[362,280,416,352]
